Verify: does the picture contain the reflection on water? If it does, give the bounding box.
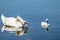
[1,25,28,36]
[16,27,28,36]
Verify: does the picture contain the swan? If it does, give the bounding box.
[1,14,28,32]
[41,18,50,32]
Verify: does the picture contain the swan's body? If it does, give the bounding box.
[1,14,28,33]
[41,22,49,28]
[1,14,23,28]
[41,18,50,32]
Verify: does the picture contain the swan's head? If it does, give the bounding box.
[16,15,28,27]
[46,18,48,23]
[23,20,28,27]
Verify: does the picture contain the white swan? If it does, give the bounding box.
[41,18,50,32]
[1,14,28,32]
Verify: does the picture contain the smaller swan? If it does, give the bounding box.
[41,18,50,32]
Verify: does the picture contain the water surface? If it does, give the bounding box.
[0,0,60,40]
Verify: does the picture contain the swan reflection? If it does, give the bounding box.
[16,27,28,36]
[2,25,28,36]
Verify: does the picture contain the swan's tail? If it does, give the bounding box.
[1,14,6,24]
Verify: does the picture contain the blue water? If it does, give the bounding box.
[0,0,60,40]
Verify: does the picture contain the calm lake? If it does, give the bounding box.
[0,0,60,40]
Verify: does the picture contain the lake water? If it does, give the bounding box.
[0,0,60,40]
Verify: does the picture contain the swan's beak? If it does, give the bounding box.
[24,22,28,27]
[24,24,28,27]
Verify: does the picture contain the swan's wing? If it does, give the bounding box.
[16,15,24,24]
[41,22,48,28]
[41,22,45,28]
[5,18,18,27]
[16,22,23,27]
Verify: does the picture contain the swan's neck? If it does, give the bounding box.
[46,20,48,24]
[46,18,48,24]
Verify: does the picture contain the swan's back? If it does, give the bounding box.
[41,22,48,28]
